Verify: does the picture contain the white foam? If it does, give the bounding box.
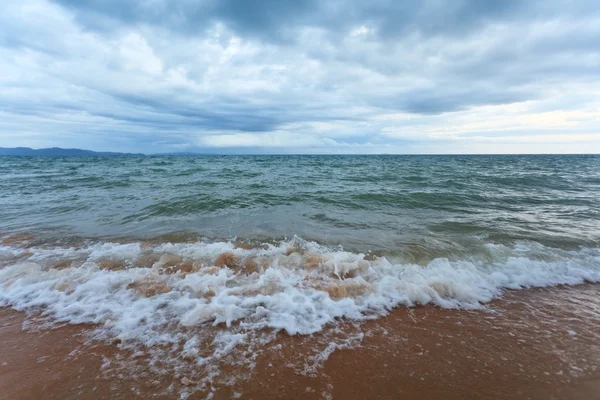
[1,240,600,336]
[0,238,599,390]
[300,332,365,376]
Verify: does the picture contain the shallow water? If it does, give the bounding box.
[2,285,599,399]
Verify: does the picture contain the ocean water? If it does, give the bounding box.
[1,154,600,395]
[2,154,599,249]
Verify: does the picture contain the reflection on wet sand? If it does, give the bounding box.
[1,284,598,400]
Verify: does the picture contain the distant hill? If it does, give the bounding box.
[0,147,139,156]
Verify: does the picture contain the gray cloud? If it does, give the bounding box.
[0,0,599,153]
[50,0,531,43]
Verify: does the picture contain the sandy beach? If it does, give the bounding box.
[2,283,598,400]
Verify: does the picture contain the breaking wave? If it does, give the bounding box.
[1,236,599,395]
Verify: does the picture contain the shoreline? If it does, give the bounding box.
[1,284,599,399]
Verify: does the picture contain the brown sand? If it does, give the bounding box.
[1,284,599,400]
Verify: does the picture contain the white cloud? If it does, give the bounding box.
[380,99,600,142]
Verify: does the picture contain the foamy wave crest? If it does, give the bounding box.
[1,237,599,393]
[1,238,600,334]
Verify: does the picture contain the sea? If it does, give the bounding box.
[1,154,599,399]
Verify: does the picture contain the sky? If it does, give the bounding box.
[1,0,599,154]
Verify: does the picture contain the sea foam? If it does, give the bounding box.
[1,238,599,335]
[1,237,599,392]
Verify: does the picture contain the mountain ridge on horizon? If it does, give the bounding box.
[0,147,143,156]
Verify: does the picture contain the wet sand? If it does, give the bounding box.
[1,284,599,400]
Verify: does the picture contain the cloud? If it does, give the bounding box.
[49,0,524,39]
[0,0,599,153]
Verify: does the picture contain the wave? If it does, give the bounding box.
[1,237,599,333]
[1,237,599,394]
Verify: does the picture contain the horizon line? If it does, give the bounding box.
[1,147,600,157]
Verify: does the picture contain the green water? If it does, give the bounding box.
[1,154,599,259]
